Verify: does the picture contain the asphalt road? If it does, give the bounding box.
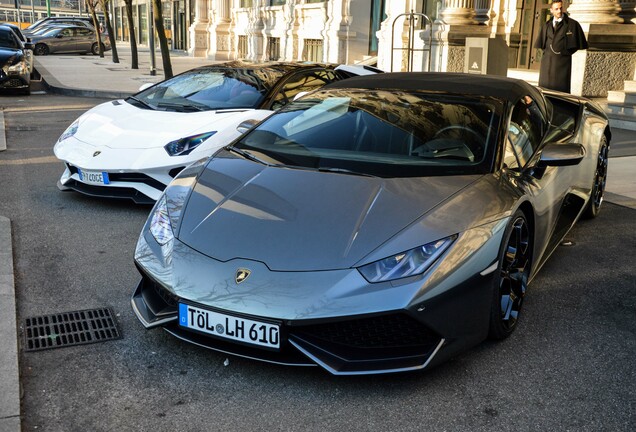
[1,94,635,431]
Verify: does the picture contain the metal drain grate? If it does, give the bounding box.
[24,307,121,352]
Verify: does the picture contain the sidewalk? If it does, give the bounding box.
[34,45,218,98]
[0,45,635,432]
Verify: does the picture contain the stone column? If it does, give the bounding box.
[474,0,494,25]
[567,0,636,97]
[440,0,478,25]
[189,0,210,57]
[209,0,232,60]
[376,1,409,71]
[618,0,636,23]
[567,0,623,24]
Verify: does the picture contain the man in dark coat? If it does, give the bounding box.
[534,1,588,93]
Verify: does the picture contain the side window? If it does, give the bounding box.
[507,96,544,168]
[271,70,338,110]
[60,29,72,37]
[77,28,91,37]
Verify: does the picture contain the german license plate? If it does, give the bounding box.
[78,168,110,185]
[178,303,280,349]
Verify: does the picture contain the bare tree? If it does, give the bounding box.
[85,0,104,57]
[99,0,119,63]
[123,0,139,69]
[152,0,173,79]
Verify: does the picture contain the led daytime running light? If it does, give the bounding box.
[164,131,216,156]
[358,236,456,283]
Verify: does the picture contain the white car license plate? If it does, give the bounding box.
[78,169,110,185]
[179,303,280,349]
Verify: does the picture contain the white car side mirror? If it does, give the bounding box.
[138,83,154,92]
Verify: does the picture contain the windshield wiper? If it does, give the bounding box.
[156,102,205,112]
[317,166,379,178]
[226,145,271,166]
[126,96,157,110]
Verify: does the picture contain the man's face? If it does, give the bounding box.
[551,2,564,19]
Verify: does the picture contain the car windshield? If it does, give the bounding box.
[0,30,19,49]
[234,89,501,177]
[130,67,274,112]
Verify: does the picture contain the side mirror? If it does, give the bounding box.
[24,42,34,50]
[293,91,309,101]
[55,34,64,39]
[138,83,154,92]
[538,143,585,168]
[236,119,260,134]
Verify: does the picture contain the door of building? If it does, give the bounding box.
[517,0,553,69]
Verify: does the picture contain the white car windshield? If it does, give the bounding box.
[131,67,271,112]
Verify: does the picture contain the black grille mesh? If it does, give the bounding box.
[293,313,438,349]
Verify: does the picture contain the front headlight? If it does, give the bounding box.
[164,131,216,156]
[358,235,456,283]
[149,195,174,246]
[57,120,79,143]
[7,60,27,75]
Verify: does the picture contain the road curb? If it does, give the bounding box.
[0,216,21,432]
[0,110,6,152]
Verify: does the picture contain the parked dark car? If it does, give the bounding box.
[30,25,109,56]
[0,23,33,73]
[0,26,31,94]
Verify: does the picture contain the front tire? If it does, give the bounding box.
[34,44,49,56]
[488,210,532,340]
[583,135,609,219]
[91,43,104,55]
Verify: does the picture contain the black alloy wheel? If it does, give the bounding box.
[34,44,49,56]
[489,210,531,340]
[584,135,609,219]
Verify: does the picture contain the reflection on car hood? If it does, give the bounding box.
[177,152,478,271]
[73,100,254,150]
[0,47,21,63]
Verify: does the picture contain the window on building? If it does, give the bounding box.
[267,37,281,61]
[269,0,286,5]
[240,0,254,7]
[238,35,248,59]
[303,39,323,62]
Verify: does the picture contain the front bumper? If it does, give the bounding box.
[131,275,446,374]
[58,163,183,204]
[131,217,508,375]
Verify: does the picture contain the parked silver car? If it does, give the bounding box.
[31,25,109,56]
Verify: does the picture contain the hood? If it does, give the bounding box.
[73,100,253,150]
[0,47,21,64]
[177,152,479,271]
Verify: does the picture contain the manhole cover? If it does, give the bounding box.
[24,307,121,352]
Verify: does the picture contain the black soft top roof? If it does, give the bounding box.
[326,72,548,117]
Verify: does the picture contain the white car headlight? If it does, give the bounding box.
[57,120,79,143]
[149,195,174,246]
[164,131,216,156]
[358,236,456,283]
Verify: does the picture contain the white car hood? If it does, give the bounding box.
[73,100,255,150]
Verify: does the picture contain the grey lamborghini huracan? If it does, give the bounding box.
[132,73,610,375]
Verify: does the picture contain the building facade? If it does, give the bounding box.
[109,0,636,97]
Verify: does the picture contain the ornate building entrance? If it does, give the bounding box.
[516,0,553,70]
